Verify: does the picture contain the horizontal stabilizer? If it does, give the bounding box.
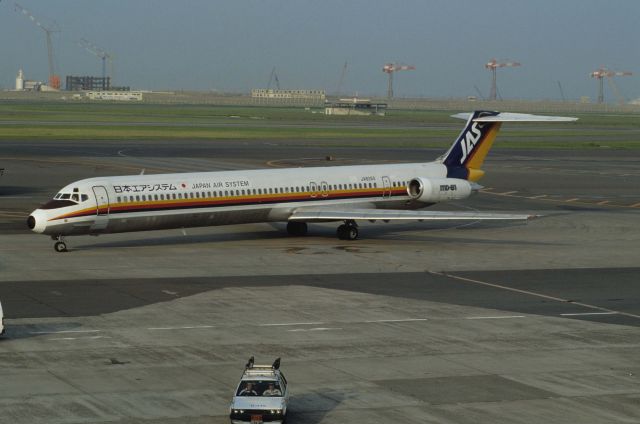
[289,208,536,222]
[451,112,577,122]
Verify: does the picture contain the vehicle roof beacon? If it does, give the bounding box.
[245,356,255,370]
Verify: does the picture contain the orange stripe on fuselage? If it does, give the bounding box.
[47,187,408,222]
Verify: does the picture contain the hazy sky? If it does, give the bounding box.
[1,0,639,101]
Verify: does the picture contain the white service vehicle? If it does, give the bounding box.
[229,357,289,424]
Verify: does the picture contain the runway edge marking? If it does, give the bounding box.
[427,270,640,320]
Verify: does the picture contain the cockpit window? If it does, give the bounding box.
[60,193,71,200]
[81,194,89,202]
[40,200,77,210]
[71,194,79,202]
[54,193,62,199]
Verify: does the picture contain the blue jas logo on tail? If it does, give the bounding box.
[459,121,484,164]
[441,111,500,180]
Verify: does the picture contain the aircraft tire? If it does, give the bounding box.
[337,224,347,240]
[287,221,308,236]
[346,225,358,240]
[54,241,67,252]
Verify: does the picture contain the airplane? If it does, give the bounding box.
[27,111,577,252]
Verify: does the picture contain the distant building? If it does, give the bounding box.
[14,68,48,91]
[252,89,325,103]
[66,76,110,91]
[325,98,387,116]
[86,91,143,101]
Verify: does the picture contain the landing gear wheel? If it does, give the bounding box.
[54,241,67,252]
[287,221,308,236]
[337,224,358,240]
[346,225,358,240]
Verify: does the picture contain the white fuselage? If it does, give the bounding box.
[28,161,449,237]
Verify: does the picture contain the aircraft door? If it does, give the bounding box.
[92,186,110,215]
[320,181,329,197]
[381,176,391,198]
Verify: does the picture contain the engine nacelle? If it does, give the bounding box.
[407,177,472,203]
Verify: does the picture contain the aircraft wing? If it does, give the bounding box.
[288,208,536,222]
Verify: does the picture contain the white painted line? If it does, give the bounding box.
[161,290,178,295]
[31,329,101,335]
[501,191,518,195]
[466,315,526,320]
[50,336,110,341]
[565,198,579,202]
[560,312,618,316]
[365,318,428,323]
[148,325,215,331]
[288,327,342,332]
[260,322,325,327]
[429,271,640,321]
[597,200,610,205]
[528,194,548,199]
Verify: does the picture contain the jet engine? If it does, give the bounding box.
[407,177,472,203]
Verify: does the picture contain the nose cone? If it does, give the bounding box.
[27,209,47,233]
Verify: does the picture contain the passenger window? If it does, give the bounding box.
[136,195,140,201]
[172,193,176,200]
[207,191,211,197]
[129,196,134,202]
[236,190,240,196]
[116,197,121,202]
[241,190,245,195]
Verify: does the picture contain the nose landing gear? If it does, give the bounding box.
[52,235,68,252]
[337,220,358,240]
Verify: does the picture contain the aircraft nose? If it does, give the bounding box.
[27,209,47,233]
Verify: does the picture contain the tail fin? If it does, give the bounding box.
[439,111,577,181]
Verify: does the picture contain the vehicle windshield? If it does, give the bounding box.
[236,380,282,397]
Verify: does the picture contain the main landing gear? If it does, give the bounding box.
[337,220,358,241]
[52,235,68,252]
[286,221,308,236]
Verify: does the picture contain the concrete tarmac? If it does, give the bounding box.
[0,139,639,423]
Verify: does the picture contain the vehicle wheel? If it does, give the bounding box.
[337,224,347,240]
[287,221,308,236]
[54,241,67,252]
[346,225,358,240]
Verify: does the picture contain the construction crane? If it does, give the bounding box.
[335,61,348,96]
[78,38,113,82]
[590,67,632,104]
[14,2,61,89]
[382,63,415,99]
[485,59,521,101]
[267,67,281,90]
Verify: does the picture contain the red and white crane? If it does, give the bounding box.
[590,67,632,104]
[485,59,521,101]
[382,63,415,99]
[14,2,61,90]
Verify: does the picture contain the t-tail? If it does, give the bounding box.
[439,111,577,182]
